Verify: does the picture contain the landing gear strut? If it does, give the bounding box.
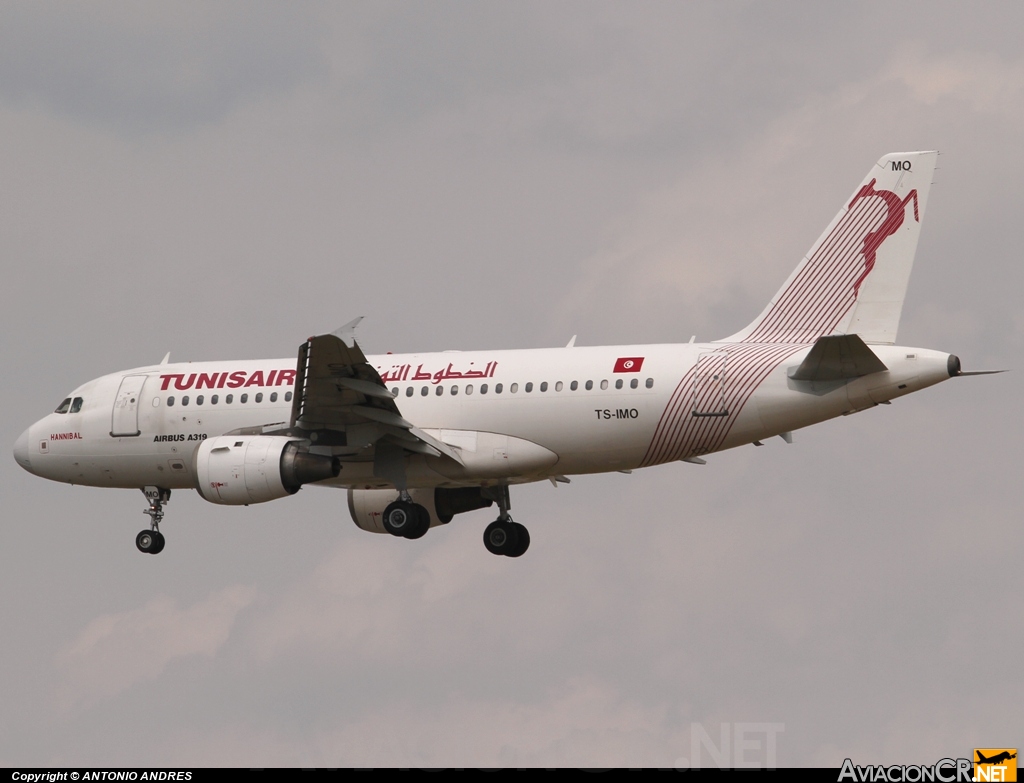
[382,492,430,539]
[481,485,530,557]
[137,486,169,555]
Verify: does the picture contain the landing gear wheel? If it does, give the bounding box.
[383,500,430,539]
[483,519,520,556]
[382,501,412,536]
[150,531,166,554]
[136,529,159,554]
[403,504,431,540]
[506,523,530,558]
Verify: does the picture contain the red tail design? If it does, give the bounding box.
[848,179,919,295]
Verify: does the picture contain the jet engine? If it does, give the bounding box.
[193,435,339,505]
[348,487,493,533]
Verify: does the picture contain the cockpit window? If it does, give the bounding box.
[69,397,84,413]
[54,398,72,414]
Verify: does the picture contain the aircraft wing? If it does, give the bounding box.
[273,332,463,464]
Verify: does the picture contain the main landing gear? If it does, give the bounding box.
[483,518,530,558]
[382,493,431,540]
[136,486,170,555]
[481,485,529,558]
[379,486,532,557]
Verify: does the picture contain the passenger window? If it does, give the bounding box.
[285,391,293,402]
[436,386,443,396]
[421,386,428,396]
[391,387,399,396]
[451,385,458,396]
[240,394,248,403]
[182,396,190,406]
[255,393,263,403]
[167,397,175,407]
[406,387,413,397]
[226,394,233,404]
[615,379,623,390]
[525,382,533,393]
[630,378,638,389]
[480,384,488,394]
[211,395,219,404]
[555,381,563,392]
[540,382,548,392]
[495,383,503,394]
[510,383,518,393]
[585,380,593,391]
[571,381,578,391]
[70,397,84,413]
[55,398,72,414]
[196,395,205,405]
[466,384,473,395]
[600,380,608,390]
[646,378,654,389]
[270,392,277,402]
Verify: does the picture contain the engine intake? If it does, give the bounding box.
[194,435,339,505]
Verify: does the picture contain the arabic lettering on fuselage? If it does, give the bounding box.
[378,361,498,385]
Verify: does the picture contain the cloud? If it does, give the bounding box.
[0,1,327,133]
[148,676,686,768]
[886,47,1024,110]
[551,44,1024,346]
[54,584,256,710]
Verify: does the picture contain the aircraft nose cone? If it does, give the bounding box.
[13,427,32,472]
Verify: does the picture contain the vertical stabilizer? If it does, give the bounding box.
[721,151,938,344]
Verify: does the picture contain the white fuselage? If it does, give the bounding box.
[14,341,954,493]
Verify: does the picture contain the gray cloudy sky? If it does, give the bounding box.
[1,1,1021,767]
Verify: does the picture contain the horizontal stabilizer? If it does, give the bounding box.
[788,334,887,382]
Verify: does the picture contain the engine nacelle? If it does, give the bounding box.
[348,487,493,534]
[194,435,339,505]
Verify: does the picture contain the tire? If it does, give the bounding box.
[483,520,519,556]
[150,531,166,555]
[382,501,414,537]
[136,530,155,553]
[506,523,530,558]
[403,504,431,540]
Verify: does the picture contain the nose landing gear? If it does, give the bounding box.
[136,486,170,554]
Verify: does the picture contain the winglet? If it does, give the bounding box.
[159,352,170,365]
[566,335,577,348]
[332,316,364,348]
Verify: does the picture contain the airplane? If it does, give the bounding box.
[976,751,1016,766]
[13,151,993,558]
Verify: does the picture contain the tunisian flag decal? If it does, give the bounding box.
[613,357,644,373]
